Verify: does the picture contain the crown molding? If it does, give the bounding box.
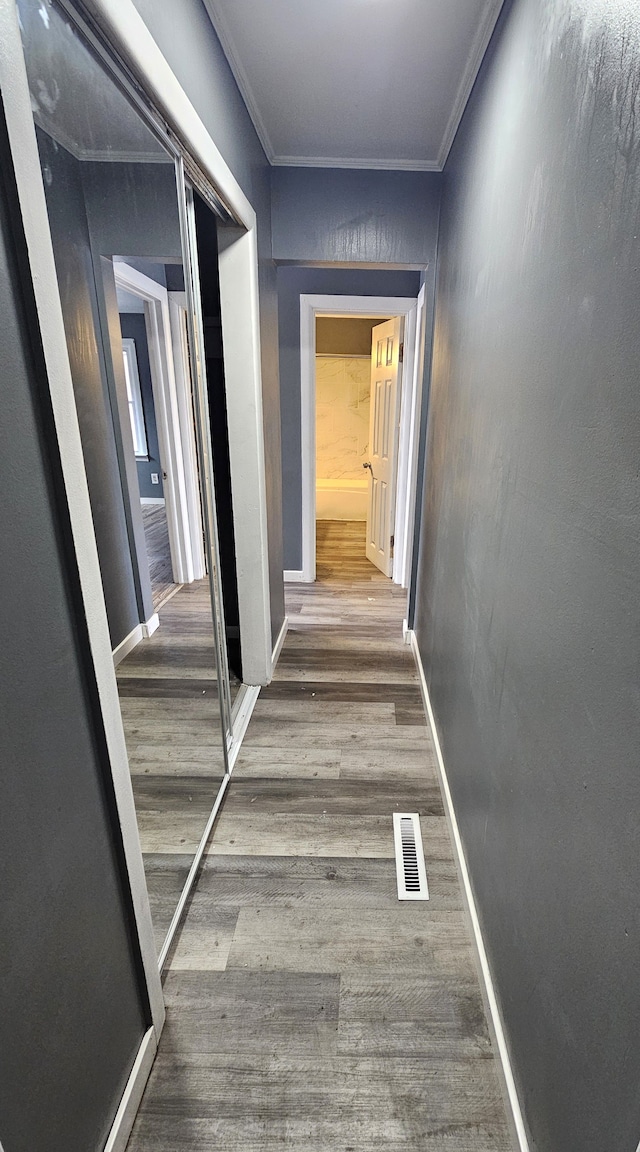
[437,0,504,168]
[271,155,442,172]
[202,0,276,163]
[203,0,505,175]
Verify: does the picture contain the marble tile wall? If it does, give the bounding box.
[316,356,370,481]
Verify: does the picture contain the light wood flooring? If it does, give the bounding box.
[127,520,511,1150]
[141,502,174,609]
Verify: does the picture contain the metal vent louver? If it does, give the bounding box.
[393,812,429,901]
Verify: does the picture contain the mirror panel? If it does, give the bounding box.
[18,0,231,960]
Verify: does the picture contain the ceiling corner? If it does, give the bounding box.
[201,0,276,164]
[436,0,505,169]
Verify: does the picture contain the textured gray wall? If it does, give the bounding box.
[272,167,440,265]
[0,115,146,1152]
[414,1,640,1149]
[36,131,141,648]
[131,0,285,643]
[278,266,421,570]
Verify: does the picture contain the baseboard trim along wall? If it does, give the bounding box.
[271,616,289,674]
[283,569,307,582]
[141,614,159,639]
[407,629,531,1152]
[112,624,143,667]
[228,684,260,773]
[112,614,159,667]
[140,497,165,506]
[103,1027,157,1152]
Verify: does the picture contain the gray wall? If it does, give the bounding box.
[272,167,440,265]
[0,114,147,1152]
[278,266,421,570]
[36,130,141,648]
[131,0,285,644]
[414,1,640,1149]
[38,142,188,645]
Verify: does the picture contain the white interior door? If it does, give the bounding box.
[365,316,403,576]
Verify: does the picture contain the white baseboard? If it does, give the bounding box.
[228,683,261,773]
[283,569,307,582]
[112,623,143,667]
[271,615,289,673]
[402,617,411,644]
[103,1027,157,1152]
[141,613,159,639]
[407,629,530,1152]
[112,614,159,666]
[140,497,165,505]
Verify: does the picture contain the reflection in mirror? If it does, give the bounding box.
[191,192,243,704]
[18,0,230,960]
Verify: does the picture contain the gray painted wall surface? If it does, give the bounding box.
[82,161,182,263]
[131,0,285,644]
[414,1,640,1149]
[278,266,420,569]
[0,118,146,1152]
[36,131,140,648]
[271,167,440,266]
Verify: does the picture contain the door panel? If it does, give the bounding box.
[365,317,403,576]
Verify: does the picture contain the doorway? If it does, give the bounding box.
[315,314,388,577]
[298,292,426,595]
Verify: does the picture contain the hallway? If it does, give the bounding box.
[127,521,510,1150]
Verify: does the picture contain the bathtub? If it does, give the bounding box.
[316,477,368,521]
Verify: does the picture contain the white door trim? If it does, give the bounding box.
[114,262,199,585]
[0,0,164,1038]
[299,294,420,585]
[85,0,272,685]
[394,283,426,588]
[168,290,206,580]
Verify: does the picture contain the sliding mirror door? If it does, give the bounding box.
[17,0,232,963]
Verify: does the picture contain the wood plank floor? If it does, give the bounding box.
[141,502,175,609]
[127,520,511,1150]
[117,579,227,949]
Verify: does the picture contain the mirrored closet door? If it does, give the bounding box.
[18,0,235,964]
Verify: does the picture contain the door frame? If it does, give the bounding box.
[296,293,421,586]
[168,290,206,580]
[393,283,426,589]
[114,261,205,585]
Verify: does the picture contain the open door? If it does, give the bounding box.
[365,316,403,576]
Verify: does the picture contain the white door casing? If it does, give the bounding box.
[365,316,404,577]
[168,291,206,581]
[394,284,426,588]
[114,262,198,586]
[297,294,418,585]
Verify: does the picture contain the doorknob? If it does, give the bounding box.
[363,461,376,479]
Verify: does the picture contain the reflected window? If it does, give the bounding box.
[121,338,148,458]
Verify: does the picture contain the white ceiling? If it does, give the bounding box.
[203,0,504,171]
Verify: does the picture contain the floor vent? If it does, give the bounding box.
[393,812,429,901]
